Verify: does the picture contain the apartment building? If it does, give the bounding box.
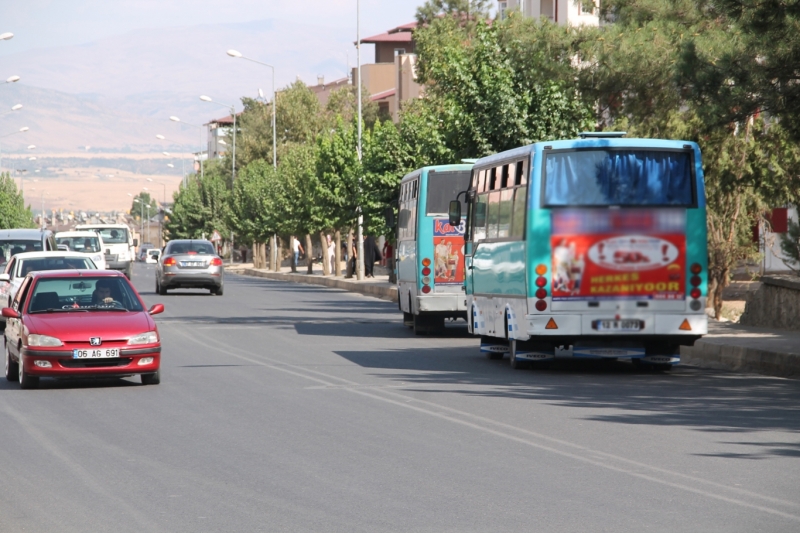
[498,0,599,26]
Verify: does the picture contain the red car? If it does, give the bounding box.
[3,270,164,389]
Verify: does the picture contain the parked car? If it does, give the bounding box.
[0,229,57,268]
[0,251,99,312]
[145,249,161,264]
[156,239,224,295]
[2,270,164,389]
[55,230,107,269]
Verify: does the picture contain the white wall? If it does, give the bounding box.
[762,208,799,273]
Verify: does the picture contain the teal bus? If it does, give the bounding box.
[396,164,473,334]
[448,133,708,368]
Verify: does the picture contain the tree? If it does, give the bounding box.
[0,172,34,229]
[779,219,800,275]
[130,192,158,220]
[324,85,380,129]
[680,0,800,141]
[414,16,594,159]
[165,161,230,240]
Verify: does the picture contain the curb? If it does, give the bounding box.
[681,340,800,378]
[236,268,399,303]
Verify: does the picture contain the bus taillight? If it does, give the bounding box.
[535,264,548,311]
[689,263,703,310]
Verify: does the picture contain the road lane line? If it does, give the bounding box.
[0,404,165,532]
[167,322,800,521]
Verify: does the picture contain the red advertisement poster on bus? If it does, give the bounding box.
[433,218,465,285]
[550,210,686,301]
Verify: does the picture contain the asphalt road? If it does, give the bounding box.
[1,263,799,532]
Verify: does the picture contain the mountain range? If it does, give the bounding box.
[0,18,360,153]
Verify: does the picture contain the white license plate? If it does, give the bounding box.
[182,261,204,267]
[73,348,120,359]
[597,320,642,331]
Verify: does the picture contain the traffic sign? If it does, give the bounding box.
[210,230,222,242]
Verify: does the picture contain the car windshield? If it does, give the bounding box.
[56,236,102,253]
[1,239,43,264]
[167,241,215,255]
[94,228,129,244]
[18,257,96,277]
[27,277,144,313]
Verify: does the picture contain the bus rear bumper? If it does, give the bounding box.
[523,313,707,343]
[417,294,468,313]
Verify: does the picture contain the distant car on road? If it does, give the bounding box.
[2,270,164,389]
[0,252,98,313]
[145,249,161,264]
[156,239,224,295]
[138,243,155,262]
[55,230,107,269]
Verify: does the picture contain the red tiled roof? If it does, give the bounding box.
[361,21,417,44]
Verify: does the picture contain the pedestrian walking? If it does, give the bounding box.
[363,235,382,278]
[292,236,304,268]
[345,237,357,278]
[326,234,336,274]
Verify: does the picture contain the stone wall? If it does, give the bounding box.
[739,275,800,330]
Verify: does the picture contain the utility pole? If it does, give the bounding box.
[356,0,365,281]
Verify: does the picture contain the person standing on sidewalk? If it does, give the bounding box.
[363,235,382,278]
[326,234,336,274]
[292,236,304,269]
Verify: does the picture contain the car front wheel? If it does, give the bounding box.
[5,339,19,382]
[18,355,39,389]
[141,369,160,385]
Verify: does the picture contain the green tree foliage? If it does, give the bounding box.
[324,85,380,129]
[416,0,492,24]
[130,191,158,220]
[680,0,800,140]
[165,161,230,240]
[0,172,34,228]
[414,16,594,159]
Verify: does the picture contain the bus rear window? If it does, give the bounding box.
[426,170,472,215]
[544,150,694,207]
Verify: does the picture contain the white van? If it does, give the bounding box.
[75,223,136,278]
[55,230,107,269]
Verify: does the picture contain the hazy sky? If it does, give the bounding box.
[0,0,428,57]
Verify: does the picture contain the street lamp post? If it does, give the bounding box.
[0,125,28,173]
[169,116,205,179]
[356,0,365,280]
[227,49,278,271]
[200,95,236,181]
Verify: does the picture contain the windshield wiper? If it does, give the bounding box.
[85,306,129,312]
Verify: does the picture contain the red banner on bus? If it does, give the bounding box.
[550,210,686,301]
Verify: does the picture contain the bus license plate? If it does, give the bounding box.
[73,348,120,359]
[597,320,641,332]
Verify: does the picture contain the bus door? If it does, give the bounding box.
[397,177,419,286]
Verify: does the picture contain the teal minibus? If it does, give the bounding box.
[397,164,473,334]
[448,133,708,368]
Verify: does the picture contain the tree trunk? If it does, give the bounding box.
[305,234,314,274]
[274,236,281,272]
[269,234,276,271]
[259,242,267,269]
[320,232,330,276]
[252,240,259,268]
[334,230,342,276]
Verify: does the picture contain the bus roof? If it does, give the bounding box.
[473,138,700,169]
[400,163,474,183]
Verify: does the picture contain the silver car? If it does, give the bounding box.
[156,239,224,295]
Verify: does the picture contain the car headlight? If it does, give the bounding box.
[127,331,158,345]
[28,334,63,347]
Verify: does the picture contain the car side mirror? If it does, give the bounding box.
[448,200,462,227]
[148,304,164,316]
[2,307,20,319]
[133,238,139,247]
[0,274,9,283]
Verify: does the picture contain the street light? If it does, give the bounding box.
[355,0,365,280]
[0,125,28,179]
[4,75,20,84]
[156,134,189,186]
[0,33,13,41]
[226,49,276,170]
[169,115,205,179]
[0,103,22,119]
[199,95,237,181]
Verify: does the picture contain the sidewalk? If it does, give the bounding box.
[228,262,799,378]
[681,321,800,378]
[227,262,398,303]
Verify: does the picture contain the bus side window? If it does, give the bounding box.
[476,170,486,192]
[500,165,510,189]
[516,160,527,186]
[511,185,527,238]
[488,168,497,191]
[498,189,514,238]
[487,191,501,239]
[473,194,488,241]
